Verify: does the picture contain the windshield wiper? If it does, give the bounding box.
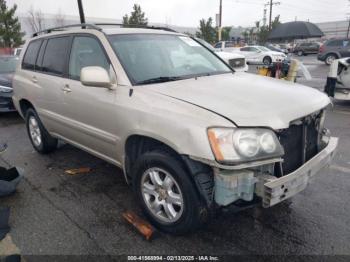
[136,76,185,85]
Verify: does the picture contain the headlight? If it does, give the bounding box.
[0,85,12,93]
[208,128,284,164]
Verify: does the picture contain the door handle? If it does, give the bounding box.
[32,76,38,83]
[62,84,72,93]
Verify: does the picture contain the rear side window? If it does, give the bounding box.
[225,42,235,47]
[22,40,42,70]
[326,40,344,47]
[42,37,71,76]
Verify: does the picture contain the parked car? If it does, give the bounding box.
[213,41,237,52]
[196,38,248,72]
[294,42,320,56]
[232,45,286,65]
[265,43,288,54]
[13,25,338,234]
[13,47,23,57]
[0,55,18,112]
[318,38,350,65]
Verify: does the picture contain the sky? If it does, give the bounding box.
[6,0,350,28]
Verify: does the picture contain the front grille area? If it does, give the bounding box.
[275,112,322,176]
[229,58,245,68]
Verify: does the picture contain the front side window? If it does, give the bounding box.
[42,37,70,76]
[225,42,235,48]
[109,34,231,85]
[69,36,110,80]
[22,40,42,70]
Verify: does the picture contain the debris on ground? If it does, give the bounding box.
[0,144,7,154]
[0,207,10,241]
[122,211,155,241]
[64,167,92,176]
[0,168,23,197]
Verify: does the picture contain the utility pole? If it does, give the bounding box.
[266,0,280,31]
[77,0,86,25]
[218,0,223,41]
[263,7,267,27]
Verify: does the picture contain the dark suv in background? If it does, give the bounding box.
[318,38,350,65]
[294,42,320,56]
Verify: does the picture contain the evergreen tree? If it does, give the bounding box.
[0,0,23,47]
[123,4,148,26]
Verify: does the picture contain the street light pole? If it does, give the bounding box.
[267,0,280,31]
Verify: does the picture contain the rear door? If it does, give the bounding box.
[34,36,72,134]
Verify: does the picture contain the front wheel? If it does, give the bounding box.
[297,50,304,56]
[263,56,272,65]
[25,108,57,154]
[132,149,208,235]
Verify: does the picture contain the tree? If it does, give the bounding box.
[271,15,281,30]
[196,17,217,44]
[123,4,148,26]
[54,9,66,27]
[221,26,232,41]
[0,0,23,47]
[27,6,45,33]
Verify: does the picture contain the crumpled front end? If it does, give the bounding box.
[212,110,338,208]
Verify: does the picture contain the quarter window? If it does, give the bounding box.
[42,37,70,76]
[22,40,42,70]
[69,36,110,80]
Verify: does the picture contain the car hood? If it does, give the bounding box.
[0,73,14,87]
[147,73,330,129]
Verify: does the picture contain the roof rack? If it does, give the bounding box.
[32,23,102,37]
[32,23,178,37]
[94,23,178,33]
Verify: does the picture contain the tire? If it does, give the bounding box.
[325,53,338,66]
[297,50,304,56]
[263,56,272,65]
[132,149,209,235]
[25,108,57,154]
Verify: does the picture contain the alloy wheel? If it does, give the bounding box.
[141,167,184,223]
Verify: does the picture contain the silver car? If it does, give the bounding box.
[13,24,338,234]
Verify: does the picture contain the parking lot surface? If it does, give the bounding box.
[1,55,350,257]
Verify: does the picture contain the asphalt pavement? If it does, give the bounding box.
[0,54,350,259]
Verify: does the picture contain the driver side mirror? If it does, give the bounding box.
[80,66,112,88]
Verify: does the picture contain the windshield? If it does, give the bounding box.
[108,34,231,85]
[257,46,271,52]
[0,57,18,73]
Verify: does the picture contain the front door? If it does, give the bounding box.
[60,35,119,162]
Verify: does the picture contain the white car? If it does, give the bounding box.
[233,46,287,65]
[197,39,248,72]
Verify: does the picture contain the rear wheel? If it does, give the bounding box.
[25,108,57,154]
[132,149,209,235]
[325,53,338,65]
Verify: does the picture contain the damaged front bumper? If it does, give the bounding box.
[212,137,338,208]
[262,137,338,207]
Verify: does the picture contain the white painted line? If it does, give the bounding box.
[330,164,350,174]
[333,110,350,115]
